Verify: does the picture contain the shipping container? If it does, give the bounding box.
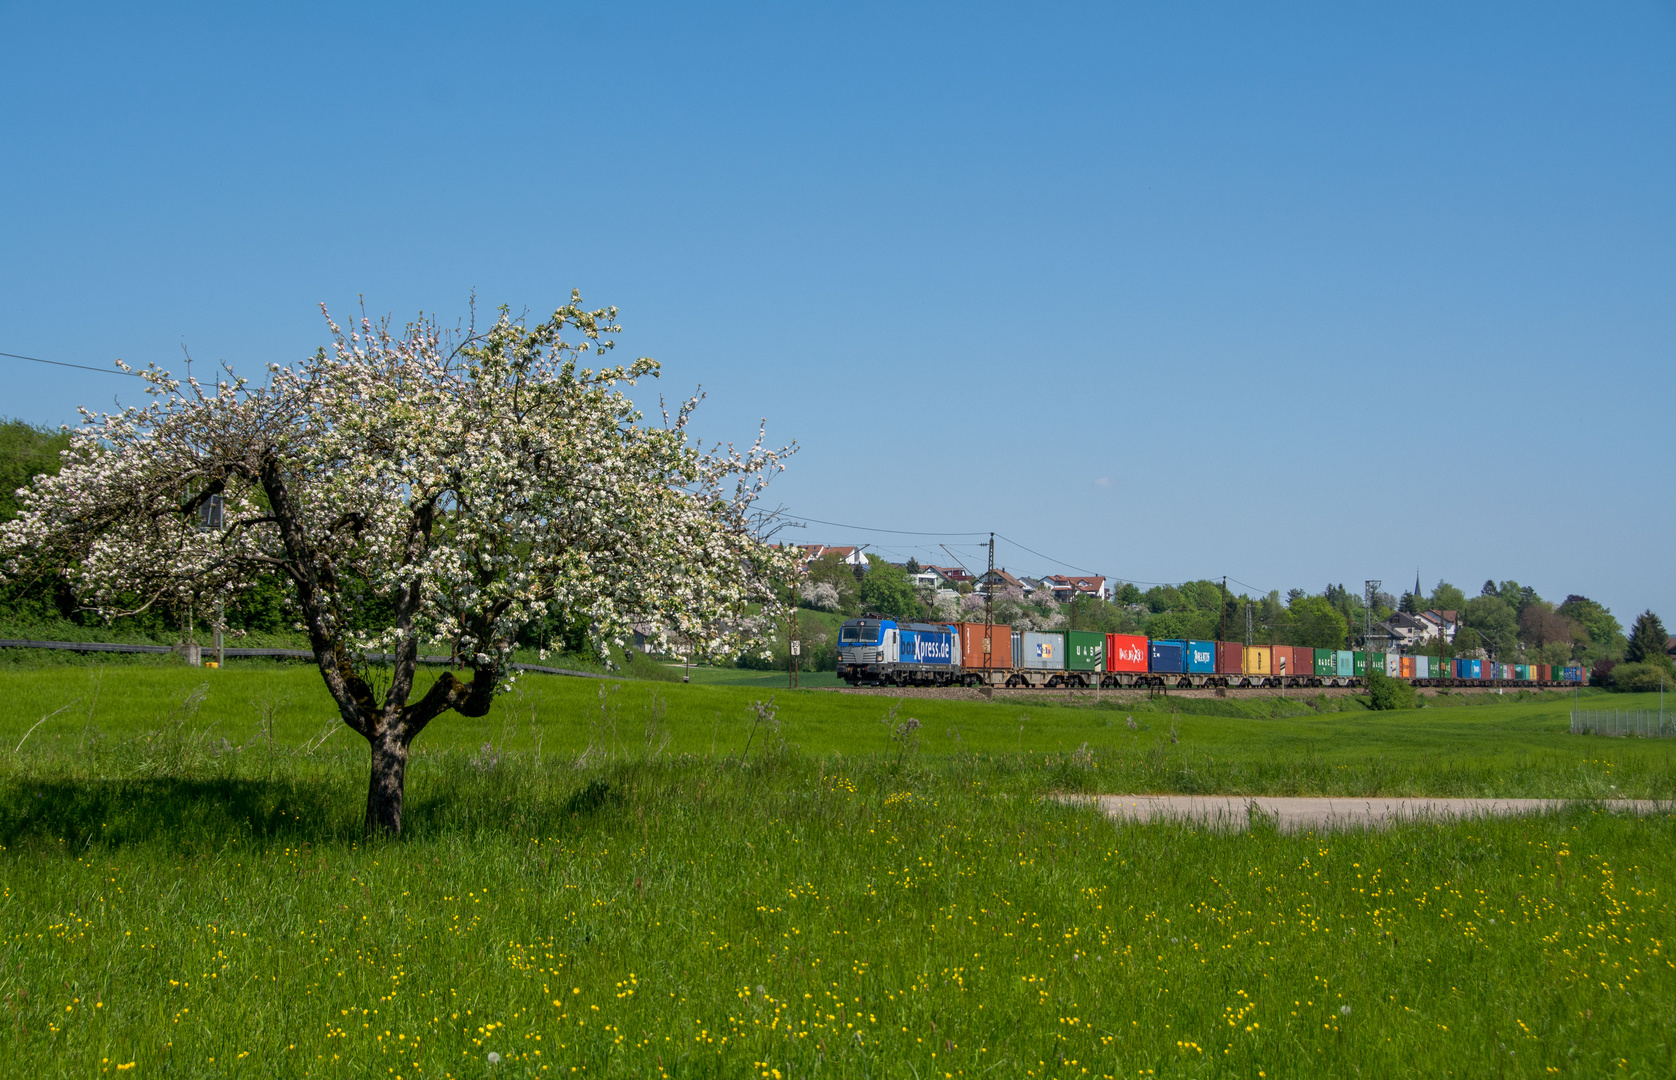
[1186,640,1217,673]
[1353,651,1366,676]
[1538,664,1550,681]
[1216,641,1244,674]
[1515,664,1530,681]
[1335,650,1353,677]
[1150,639,1188,674]
[1022,631,1065,671]
[1065,631,1105,672]
[1313,649,1336,678]
[897,625,956,666]
[1456,658,1482,679]
[955,623,1012,670]
[1295,646,1317,678]
[1242,645,1272,676]
[1106,633,1148,673]
[1386,653,1401,677]
[1365,651,1386,677]
[1415,656,1429,679]
[1399,656,1416,678]
[1563,665,1581,682]
[1275,646,1298,677]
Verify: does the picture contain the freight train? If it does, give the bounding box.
[835,617,1584,690]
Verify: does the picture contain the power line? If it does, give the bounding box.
[1,350,146,378]
[782,513,989,537]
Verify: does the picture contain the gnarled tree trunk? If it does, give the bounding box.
[364,727,412,838]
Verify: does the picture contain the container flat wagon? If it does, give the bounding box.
[836,619,1585,690]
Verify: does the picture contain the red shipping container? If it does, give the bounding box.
[1536,664,1549,681]
[957,623,1013,669]
[1275,646,1304,677]
[1106,633,1148,673]
[1215,641,1243,674]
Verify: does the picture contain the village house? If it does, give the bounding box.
[1043,574,1110,602]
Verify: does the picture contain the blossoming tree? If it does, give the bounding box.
[0,295,797,835]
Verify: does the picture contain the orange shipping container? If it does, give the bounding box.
[1242,645,1272,676]
[957,623,1013,670]
[1399,656,1416,678]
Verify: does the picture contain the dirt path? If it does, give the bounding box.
[1065,794,1669,831]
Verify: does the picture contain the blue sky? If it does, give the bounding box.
[2,3,1672,621]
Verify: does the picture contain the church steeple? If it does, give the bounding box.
[1415,571,1422,602]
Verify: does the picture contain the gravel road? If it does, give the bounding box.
[1065,794,1669,832]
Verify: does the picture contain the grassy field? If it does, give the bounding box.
[0,665,1672,1078]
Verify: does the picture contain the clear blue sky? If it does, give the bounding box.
[3,3,1672,622]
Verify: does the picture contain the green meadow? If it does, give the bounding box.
[0,664,1671,1078]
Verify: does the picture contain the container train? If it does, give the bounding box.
[835,617,1583,690]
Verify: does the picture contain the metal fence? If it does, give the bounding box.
[1571,709,1675,738]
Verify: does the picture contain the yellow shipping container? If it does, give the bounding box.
[1242,645,1272,675]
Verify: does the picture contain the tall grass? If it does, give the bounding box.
[0,669,1671,1077]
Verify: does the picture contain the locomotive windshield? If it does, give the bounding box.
[840,621,880,644]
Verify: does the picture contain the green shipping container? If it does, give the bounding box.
[1353,651,1367,676]
[1314,649,1336,677]
[1065,630,1105,671]
[1365,651,1385,676]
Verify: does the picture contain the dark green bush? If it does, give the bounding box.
[1365,668,1420,711]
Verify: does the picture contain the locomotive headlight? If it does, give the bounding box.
[875,650,884,662]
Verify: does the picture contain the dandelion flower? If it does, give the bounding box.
[1339,1005,1351,1016]
[488,1051,501,1065]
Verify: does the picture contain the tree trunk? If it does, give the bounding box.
[364,728,410,838]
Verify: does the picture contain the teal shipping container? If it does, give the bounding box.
[1186,640,1216,673]
[1335,650,1353,677]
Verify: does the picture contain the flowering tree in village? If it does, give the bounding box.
[0,295,798,835]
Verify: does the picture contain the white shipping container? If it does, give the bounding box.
[1021,631,1066,671]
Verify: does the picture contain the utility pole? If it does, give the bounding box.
[1363,580,1381,650]
[983,532,996,679]
[1219,576,1228,642]
[789,580,800,689]
[1244,600,1253,647]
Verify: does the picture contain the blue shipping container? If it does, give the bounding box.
[1456,658,1482,679]
[897,627,954,666]
[1563,665,1581,682]
[1186,640,1216,673]
[1149,639,1187,674]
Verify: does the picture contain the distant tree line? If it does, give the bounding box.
[791,539,1660,685]
[6,416,1668,688]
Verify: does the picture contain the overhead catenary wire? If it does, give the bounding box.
[1,350,146,378]
[787,511,1263,589]
[780,513,989,537]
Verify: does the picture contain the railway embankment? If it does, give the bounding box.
[826,683,1582,704]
